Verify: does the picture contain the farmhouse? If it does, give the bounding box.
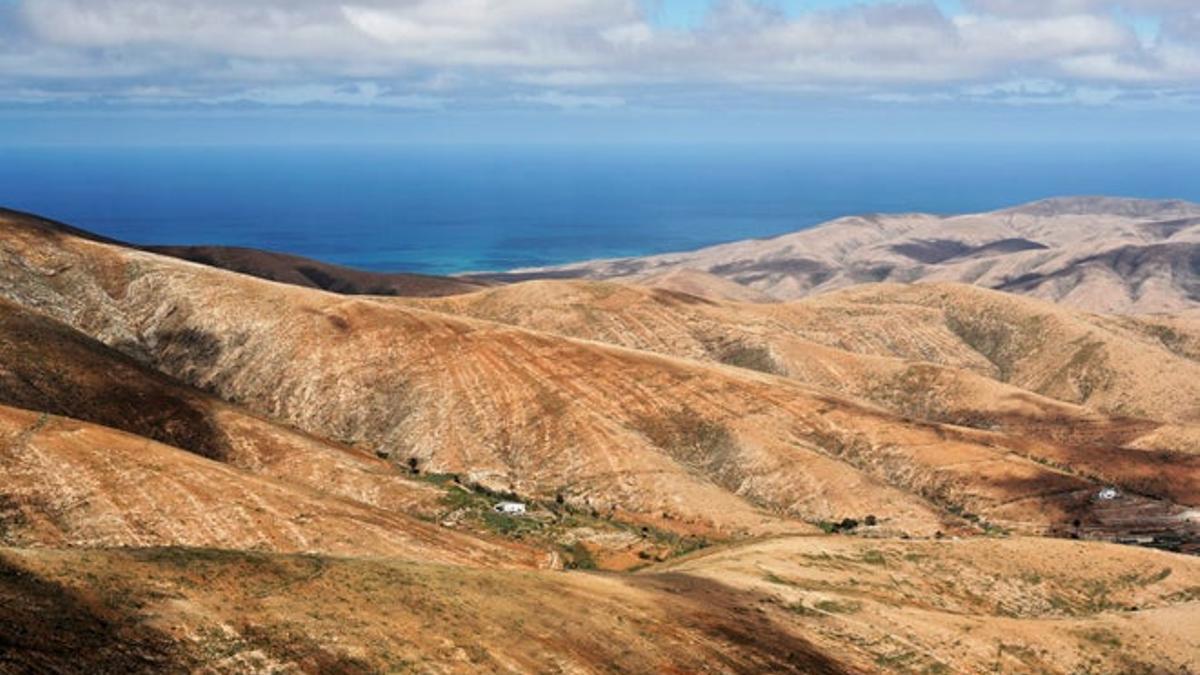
[493,501,527,515]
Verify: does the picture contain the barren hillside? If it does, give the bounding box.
[510,197,1200,314]
[2,206,1200,673]
[0,295,490,530]
[413,279,1200,424]
[411,281,1200,508]
[147,244,490,297]
[8,209,1199,545]
[0,404,538,567]
[1,535,1197,674]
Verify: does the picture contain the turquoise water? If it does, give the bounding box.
[2,143,1198,274]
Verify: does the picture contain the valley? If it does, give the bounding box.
[1,201,1198,673]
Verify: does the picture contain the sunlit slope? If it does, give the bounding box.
[0,295,476,526]
[412,278,1200,424]
[410,279,1200,513]
[0,544,857,675]
[522,197,1200,314]
[665,535,1200,674]
[1,535,1197,674]
[0,404,540,567]
[7,209,1191,541]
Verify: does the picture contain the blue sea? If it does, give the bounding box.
[2,143,1198,275]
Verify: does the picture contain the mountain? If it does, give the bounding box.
[3,205,1200,673]
[147,244,490,297]
[0,403,538,566]
[410,279,1200,509]
[419,279,1200,424]
[10,207,1199,544]
[0,208,487,299]
[0,297,552,567]
[509,197,1200,314]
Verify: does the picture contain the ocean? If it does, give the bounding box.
[2,142,1198,275]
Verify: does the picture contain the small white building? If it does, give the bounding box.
[494,501,527,515]
[1096,487,1121,501]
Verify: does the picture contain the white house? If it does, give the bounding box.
[1096,487,1120,501]
[494,501,527,515]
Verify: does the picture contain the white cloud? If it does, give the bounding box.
[601,22,654,47]
[515,91,625,109]
[962,78,1066,97]
[2,0,1199,109]
[214,82,442,108]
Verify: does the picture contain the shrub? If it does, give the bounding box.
[716,342,782,375]
[861,550,886,565]
[563,542,597,570]
[814,599,862,614]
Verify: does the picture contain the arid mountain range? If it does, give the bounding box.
[1,200,1198,673]
[512,197,1200,315]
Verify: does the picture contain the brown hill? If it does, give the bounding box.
[0,207,486,299]
[408,280,1200,522]
[0,404,538,567]
[411,278,1200,426]
[0,295,484,531]
[147,244,490,297]
[665,535,1200,673]
[3,205,1200,672]
[3,208,1198,547]
[2,535,1197,673]
[514,196,1200,314]
[639,267,778,303]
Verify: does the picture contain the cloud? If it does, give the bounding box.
[213,82,443,108]
[515,91,625,109]
[959,78,1125,105]
[1,0,1198,110]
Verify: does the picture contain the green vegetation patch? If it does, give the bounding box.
[715,342,783,375]
[860,549,887,565]
[944,311,1046,381]
[784,602,822,617]
[1077,628,1122,648]
[814,599,863,614]
[764,572,796,587]
[561,542,597,570]
[420,474,711,566]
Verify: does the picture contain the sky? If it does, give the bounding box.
[1,0,1198,145]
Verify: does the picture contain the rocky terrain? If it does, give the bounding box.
[512,197,1200,315]
[1,203,1199,672]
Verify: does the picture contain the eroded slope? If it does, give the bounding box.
[515,197,1200,314]
[2,535,1197,674]
[0,405,539,567]
[1,207,1168,543]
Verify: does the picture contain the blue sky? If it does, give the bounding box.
[0,0,1197,145]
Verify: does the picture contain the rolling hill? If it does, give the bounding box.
[4,206,1199,545]
[410,278,1200,426]
[510,197,1200,315]
[1,535,1197,673]
[2,204,1199,672]
[147,244,490,297]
